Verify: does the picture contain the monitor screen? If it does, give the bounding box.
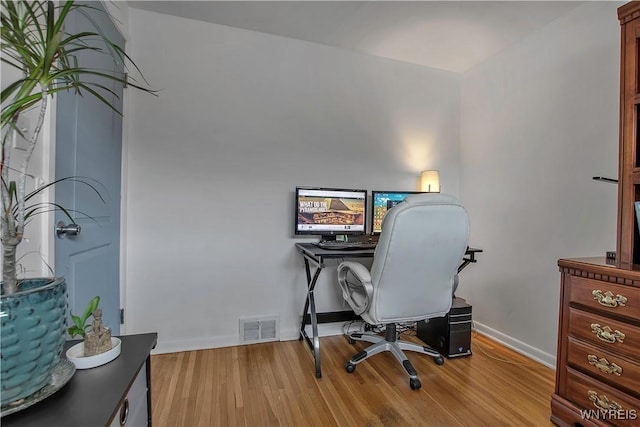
[295,187,367,238]
[371,191,424,234]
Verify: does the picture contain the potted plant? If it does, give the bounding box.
[1,0,153,409]
[65,296,121,369]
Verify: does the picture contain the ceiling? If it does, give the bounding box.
[127,1,583,73]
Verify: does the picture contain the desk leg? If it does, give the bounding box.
[299,258,323,378]
[146,354,153,426]
[299,258,313,338]
[309,289,321,378]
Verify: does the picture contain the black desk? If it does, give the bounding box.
[295,242,482,378]
[2,333,157,427]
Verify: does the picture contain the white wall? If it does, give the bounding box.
[459,1,622,366]
[124,9,461,353]
[103,0,130,41]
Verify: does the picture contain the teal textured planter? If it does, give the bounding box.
[1,278,68,407]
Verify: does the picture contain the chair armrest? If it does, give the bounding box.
[337,262,374,315]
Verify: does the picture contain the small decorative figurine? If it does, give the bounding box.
[84,308,112,356]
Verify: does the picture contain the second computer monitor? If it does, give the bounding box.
[371,191,424,234]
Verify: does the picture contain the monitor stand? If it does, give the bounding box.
[320,234,377,244]
[319,234,347,243]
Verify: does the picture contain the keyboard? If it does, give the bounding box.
[314,241,377,251]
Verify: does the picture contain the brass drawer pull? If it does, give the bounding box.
[588,390,622,411]
[592,289,628,308]
[587,354,623,375]
[590,323,625,343]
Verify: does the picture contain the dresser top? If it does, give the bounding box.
[2,333,157,427]
[619,0,640,24]
[558,256,640,284]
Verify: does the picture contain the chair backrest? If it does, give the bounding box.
[367,193,470,324]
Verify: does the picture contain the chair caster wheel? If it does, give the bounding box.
[410,378,421,390]
[346,336,355,345]
[434,356,445,365]
[345,362,356,373]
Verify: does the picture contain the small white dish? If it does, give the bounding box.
[66,337,121,369]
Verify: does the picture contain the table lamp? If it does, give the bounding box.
[420,170,440,192]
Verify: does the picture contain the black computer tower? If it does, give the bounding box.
[417,297,472,358]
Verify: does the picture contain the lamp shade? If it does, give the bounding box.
[420,170,440,192]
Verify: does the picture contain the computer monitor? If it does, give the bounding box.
[295,187,367,240]
[371,191,424,234]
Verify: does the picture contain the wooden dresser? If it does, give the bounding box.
[551,258,640,426]
[551,3,640,425]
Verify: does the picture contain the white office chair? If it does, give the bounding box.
[337,193,469,390]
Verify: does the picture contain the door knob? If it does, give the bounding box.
[56,222,81,238]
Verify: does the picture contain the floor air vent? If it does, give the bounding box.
[239,315,279,344]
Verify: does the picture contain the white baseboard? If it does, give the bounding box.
[280,323,346,341]
[152,334,239,355]
[152,324,346,355]
[473,321,556,369]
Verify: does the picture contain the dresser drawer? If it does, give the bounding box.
[567,337,640,397]
[109,362,148,427]
[569,308,640,360]
[568,276,640,320]
[566,367,640,427]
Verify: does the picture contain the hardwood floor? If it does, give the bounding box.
[151,333,555,426]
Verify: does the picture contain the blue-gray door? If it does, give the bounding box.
[55,3,123,334]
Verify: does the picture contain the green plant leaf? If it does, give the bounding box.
[81,296,100,322]
[70,314,83,329]
[67,295,100,337]
[67,325,84,338]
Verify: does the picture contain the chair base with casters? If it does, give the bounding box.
[344,323,444,390]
